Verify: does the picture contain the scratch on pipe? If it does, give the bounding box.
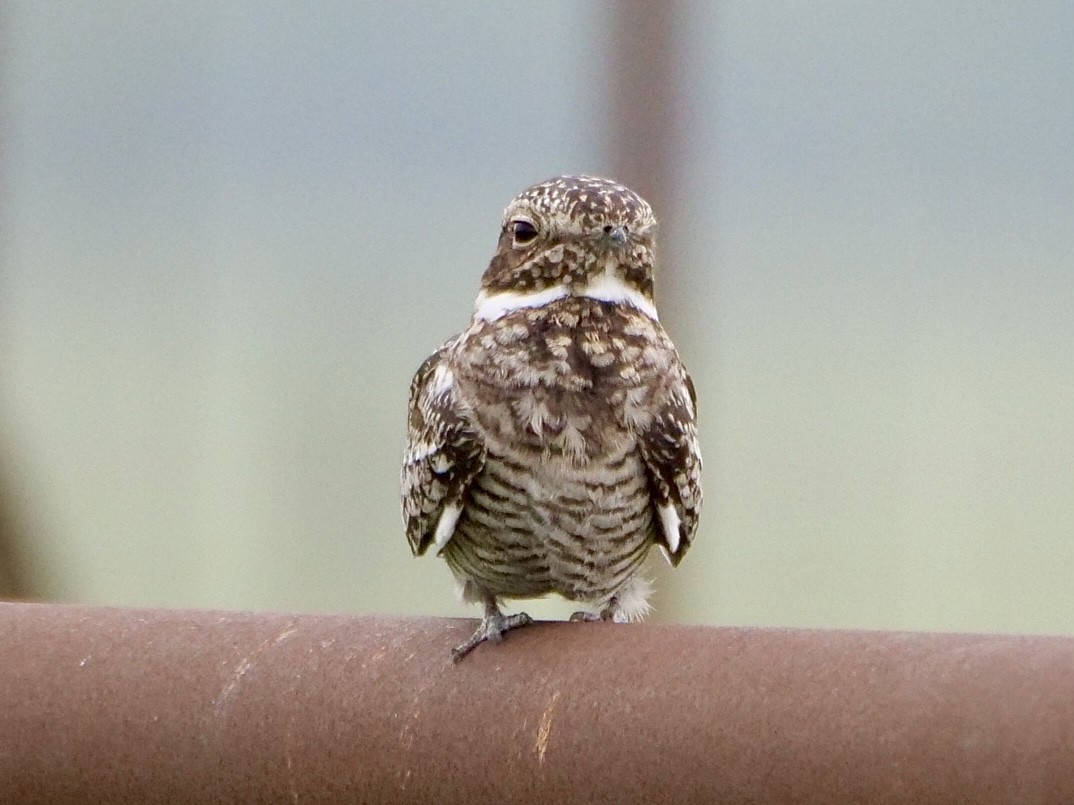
[275,626,298,645]
[285,732,299,804]
[212,621,299,717]
[213,657,253,716]
[534,690,561,766]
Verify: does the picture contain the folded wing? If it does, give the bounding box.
[640,372,703,566]
[401,346,486,556]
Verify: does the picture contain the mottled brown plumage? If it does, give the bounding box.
[401,175,702,660]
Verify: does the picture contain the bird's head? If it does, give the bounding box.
[475,175,659,322]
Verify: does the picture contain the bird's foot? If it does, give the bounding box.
[568,607,616,623]
[452,610,534,662]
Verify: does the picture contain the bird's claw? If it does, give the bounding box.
[568,607,616,622]
[452,611,534,662]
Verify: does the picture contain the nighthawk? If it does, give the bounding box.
[401,175,702,661]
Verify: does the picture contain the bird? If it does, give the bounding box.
[401,175,702,661]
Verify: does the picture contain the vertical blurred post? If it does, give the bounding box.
[0,8,30,600]
[606,1,685,306]
[606,2,697,618]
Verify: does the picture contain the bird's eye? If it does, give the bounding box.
[511,219,539,246]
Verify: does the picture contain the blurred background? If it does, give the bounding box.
[2,2,1072,633]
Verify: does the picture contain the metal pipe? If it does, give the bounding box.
[1,602,1072,803]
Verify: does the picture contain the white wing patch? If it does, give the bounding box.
[433,501,463,552]
[428,363,454,397]
[657,502,682,561]
[404,441,439,464]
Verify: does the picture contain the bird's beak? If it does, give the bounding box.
[606,226,628,247]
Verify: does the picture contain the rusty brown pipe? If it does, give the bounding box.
[1,602,1072,803]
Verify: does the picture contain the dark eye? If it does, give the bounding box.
[511,219,539,246]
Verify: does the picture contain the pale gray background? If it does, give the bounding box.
[2,2,1072,632]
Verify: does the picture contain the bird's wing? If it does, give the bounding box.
[401,345,486,556]
[640,370,703,566]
